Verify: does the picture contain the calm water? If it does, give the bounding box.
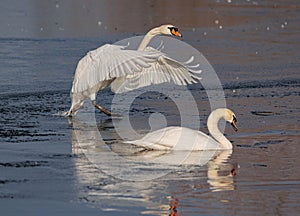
[0,0,300,215]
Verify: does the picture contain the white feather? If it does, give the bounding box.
[111,47,202,93]
[65,24,203,116]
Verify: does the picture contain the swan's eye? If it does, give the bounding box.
[233,115,237,123]
[231,115,238,132]
[168,27,182,37]
[168,27,178,32]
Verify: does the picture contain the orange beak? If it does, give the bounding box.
[171,28,182,37]
[231,120,238,132]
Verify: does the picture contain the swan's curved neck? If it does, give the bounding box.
[137,27,161,51]
[207,109,232,149]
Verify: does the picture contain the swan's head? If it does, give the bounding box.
[225,109,238,132]
[159,24,182,37]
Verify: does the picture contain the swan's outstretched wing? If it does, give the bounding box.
[111,47,202,93]
[72,44,202,94]
[71,44,161,93]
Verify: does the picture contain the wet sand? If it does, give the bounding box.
[0,0,300,215]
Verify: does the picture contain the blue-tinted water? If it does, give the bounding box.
[0,0,299,215]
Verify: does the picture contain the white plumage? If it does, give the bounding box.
[125,127,220,151]
[64,24,202,116]
[125,108,238,151]
[110,46,201,93]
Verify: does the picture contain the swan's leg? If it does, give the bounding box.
[64,97,84,117]
[92,100,112,116]
[69,103,84,116]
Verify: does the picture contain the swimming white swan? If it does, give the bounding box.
[125,108,238,150]
[64,24,202,116]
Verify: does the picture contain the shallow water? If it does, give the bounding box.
[0,0,300,215]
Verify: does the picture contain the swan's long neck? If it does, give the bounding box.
[137,27,161,51]
[207,109,232,149]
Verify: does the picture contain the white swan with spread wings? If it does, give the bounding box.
[64,24,202,116]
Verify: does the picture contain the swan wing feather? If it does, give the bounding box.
[125,127,220,151]
[71,44,161,93]
[111,47,202,93]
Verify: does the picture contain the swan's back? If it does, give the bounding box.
[126,126,221,151]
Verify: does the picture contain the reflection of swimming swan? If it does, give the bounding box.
[207,150,236,192]
[70,117,236,213]
[64,24,202,116]
[125,108,238,150]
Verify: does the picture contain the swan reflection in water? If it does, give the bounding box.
[70,116,238,214]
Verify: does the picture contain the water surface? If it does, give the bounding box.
[0,0,299,215]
